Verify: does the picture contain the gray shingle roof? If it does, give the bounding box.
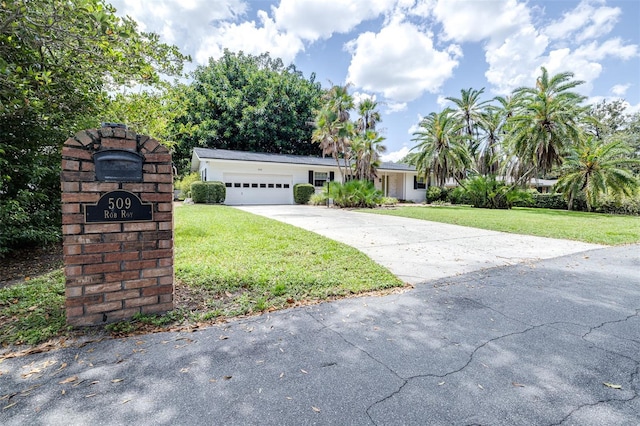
[193,148,416,172]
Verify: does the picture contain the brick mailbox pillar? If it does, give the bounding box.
[61,124,174,326]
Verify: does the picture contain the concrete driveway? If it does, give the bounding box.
[236,205,604,284]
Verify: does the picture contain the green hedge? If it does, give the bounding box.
[294,183,315,204]
[191,181,226,204]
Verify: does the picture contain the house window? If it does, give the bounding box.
[414,176,426,190]
[314,172,328,187]
[225,182,231,188]
[234,183,241,188]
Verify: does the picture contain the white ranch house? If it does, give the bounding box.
[191,148,428,205]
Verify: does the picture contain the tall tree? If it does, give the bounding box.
[0,0,188,255]
[475,106,504,176]
[555,137,639,211]
[356,98,381,132]
[173,50,323,172]
[446,87,489,155]
[352,130,386,182]
[507,67,587,180]
[312,107,349,181]
[411,109,470,187]
[311,84,355,183]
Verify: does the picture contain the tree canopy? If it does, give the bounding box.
[172,50,323,173]
[410,67,640,211]
[0,0,189,255]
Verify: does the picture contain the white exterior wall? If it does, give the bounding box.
[199,159,338,205]
[196,156,425,204]
[403,174,426,203]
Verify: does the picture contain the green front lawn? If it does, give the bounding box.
[173,204,402,319]
[365,206,640,245]
[0,204,402,346]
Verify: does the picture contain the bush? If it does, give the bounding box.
[594,194,640,215]
[328,180,382,208]
[309,192,327,205]
[447,186,471,205]
[458,175,532,209]
[174,172,200,198]
[531,193,568,210]
[380,197,398,206]
[426,186,446,203]
[191,181,225,204]
[0,190,61,257]
[294,183,315,204]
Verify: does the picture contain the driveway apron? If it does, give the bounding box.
[235,205,604,284]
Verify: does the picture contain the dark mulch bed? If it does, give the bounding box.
[0,244,64,289]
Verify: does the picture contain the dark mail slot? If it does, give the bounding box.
[94,150,143,182]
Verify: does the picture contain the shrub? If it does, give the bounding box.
[0,190,61,257]
[328,180,382,208]
[191,181,225,204]
[531,193,568,210]
[174,172,200,198]
[459,175,533,209]
[594,194,640,215]
[293,183,315,204]
[380,197,398,206]
[309,192,327,205]
[447,186,471,205]
[426,186,445,203]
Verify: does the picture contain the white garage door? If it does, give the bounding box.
[223,173,293,205]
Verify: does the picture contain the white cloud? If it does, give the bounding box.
[345,21,460,102]
[544,0,621,43]
[110,0,247,52]
[381,146,411,162]
[272,0,394,42]
[484,25,550,94]
[436,95,450,109]
[611,84,630,97]
[540,38,639,96]
[352,91,377,106]
[624,101,640,115]
[385,102,407,113]
[195,11,304,64]
[433,0,529,44]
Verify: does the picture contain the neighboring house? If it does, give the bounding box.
[191,148,427,205]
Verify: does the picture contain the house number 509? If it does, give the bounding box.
[108,197,132,210]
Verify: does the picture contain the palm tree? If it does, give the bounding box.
[555,137,640,211]
[312,84,355,182]
[312,106,348,179]
[475,106,504,176]
[411,108,470,187]
[507,67,587,181]
[352,129,386,181]
[446,87,489,156]
[356,98,381,132]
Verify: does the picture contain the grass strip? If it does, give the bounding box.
[364,205,640,245]
[0,205,402,346]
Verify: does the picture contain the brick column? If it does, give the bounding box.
[61,125,174,326]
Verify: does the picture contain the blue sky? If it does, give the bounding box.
[110,0,640,161]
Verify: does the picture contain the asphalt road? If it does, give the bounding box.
[1,208,638,425]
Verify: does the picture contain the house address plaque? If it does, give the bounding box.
[85,190,153,223]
